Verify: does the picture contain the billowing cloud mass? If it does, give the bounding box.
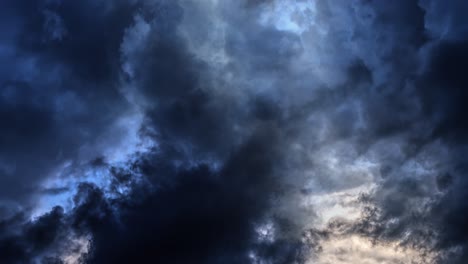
[1,0,468,263]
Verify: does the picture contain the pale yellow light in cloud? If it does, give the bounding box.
[60,235,91,264]
[302,184,372,228]
[309,235,431,264]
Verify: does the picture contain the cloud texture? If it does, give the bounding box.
[1,0,468,263]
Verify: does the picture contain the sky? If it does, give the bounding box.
[0,0,468,263]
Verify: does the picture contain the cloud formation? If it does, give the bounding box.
[1,0,468,263]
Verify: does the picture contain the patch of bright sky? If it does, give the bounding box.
[309,234,433,264]
[59,234,91,264]
[103,110,155,164]
[31,111,154,219]
[258,0,316,34]
[302,183,375,229]
[255,220,276,244]
[31,164,110,219]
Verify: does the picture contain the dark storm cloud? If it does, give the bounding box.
[2,0,468,263]
[352,43,468,259]
[320,1,468,263]
[0,0,138,214]
[1,0,309,263]
[86,3,307,262]
[6,0,138,83]
[0,129,305,263]
[86,129,295,264]
[419,40,468,142]
[0,206,66,263]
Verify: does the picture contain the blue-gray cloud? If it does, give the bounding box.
[1,1,468,264]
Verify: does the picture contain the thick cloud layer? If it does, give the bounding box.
[1,0,468,263]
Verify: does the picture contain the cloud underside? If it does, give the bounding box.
[1,0,468,263]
